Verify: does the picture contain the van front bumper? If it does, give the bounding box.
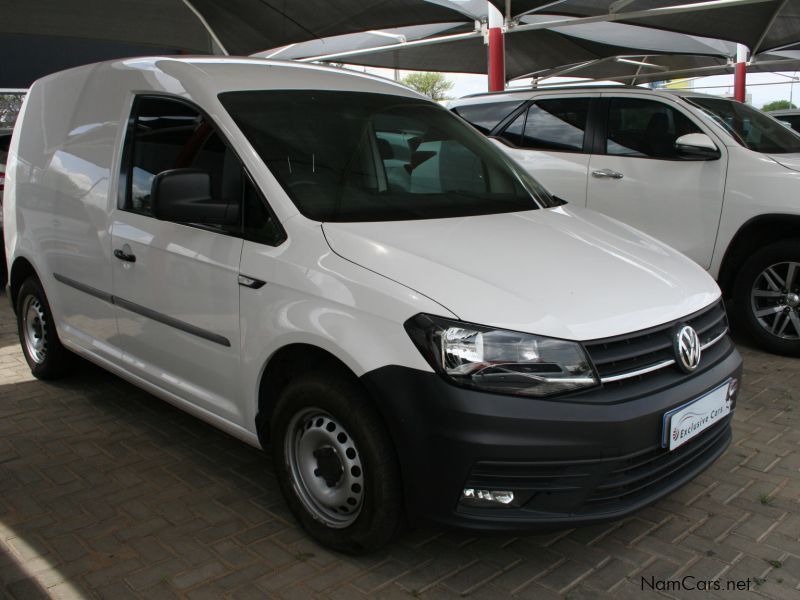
[361,338,742,532]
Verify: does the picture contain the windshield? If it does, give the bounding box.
[686,96,800,154]
[219,90,555,222]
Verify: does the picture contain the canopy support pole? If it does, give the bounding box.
[734,44,748,102]
[487,1,505,92]
[488,28,505,91]
[181,0,229,55]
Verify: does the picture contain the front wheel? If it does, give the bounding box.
[270,368,403,553]
[16,276,74,379]
[732,239,800,356]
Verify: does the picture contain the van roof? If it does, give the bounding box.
[34,55,424,100]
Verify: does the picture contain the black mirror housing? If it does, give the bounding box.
[676,145,721,160]
[151,169,239,226]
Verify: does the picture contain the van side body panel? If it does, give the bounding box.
[9,65,129,360]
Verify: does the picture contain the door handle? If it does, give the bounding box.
[592,169,624,180]
[238,274,266,289]
[113,249,136,262]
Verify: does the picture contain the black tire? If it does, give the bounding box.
[270,368,403,553]
[731,239,800,356]
[0,244,7,290]
[16,276,74,379]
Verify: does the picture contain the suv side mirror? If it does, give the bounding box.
[674,133,720,160]
[151,169,239,226]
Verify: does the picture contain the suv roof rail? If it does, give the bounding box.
[459,84,646,100]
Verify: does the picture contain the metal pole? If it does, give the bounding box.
[488,29,505,91]
[487,2,505,92]
[181,0,229,55]
[734,44,748,102]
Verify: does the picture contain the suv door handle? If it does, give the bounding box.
[113,248,136,262]
[592,169,624,179]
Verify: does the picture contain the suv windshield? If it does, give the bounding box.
[687,96,800,154]
[219,91,554,222]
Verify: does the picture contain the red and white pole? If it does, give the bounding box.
[488,28,505,92]
[487,3,505,92]
[734,44,748,102]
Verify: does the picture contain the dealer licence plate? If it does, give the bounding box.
[663,380,732,451]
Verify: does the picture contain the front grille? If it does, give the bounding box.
[462,419,731,516]
[584,301,728,383]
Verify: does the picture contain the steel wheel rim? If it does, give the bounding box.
[22,294,48,364]
[750,261,800,340]
[285,408,364,528]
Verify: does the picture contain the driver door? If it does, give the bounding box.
[111,96,244,424]
[586,95,727,269]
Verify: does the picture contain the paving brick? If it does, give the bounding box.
[169,560,227,590]
[123,558,189,591]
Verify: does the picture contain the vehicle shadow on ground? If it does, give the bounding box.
[0,351,533,597]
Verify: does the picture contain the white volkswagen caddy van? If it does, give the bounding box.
[4,58,741,552]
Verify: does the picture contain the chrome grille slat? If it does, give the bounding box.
[584,301,729,384]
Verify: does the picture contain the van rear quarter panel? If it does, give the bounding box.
[11,65,133,354]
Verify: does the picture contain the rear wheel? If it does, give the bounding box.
[16,276,74,379]
[732,239,800,356]
[270,368,403,553]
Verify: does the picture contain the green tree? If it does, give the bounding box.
[0,93,25,128]
[762,99,797,112]
[400,72,454,102]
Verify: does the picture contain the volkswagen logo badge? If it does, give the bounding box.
[674,324,701,373]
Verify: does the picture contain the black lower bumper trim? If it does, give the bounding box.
[361,343,742,532]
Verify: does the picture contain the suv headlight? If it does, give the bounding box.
[405,314,598,397]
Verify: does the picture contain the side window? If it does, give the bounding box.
[499,110,525,146]
[606,98,702,159]
[519,98,589,152]
[120,97,255,238]
[452,101,523,134]
[784,116,800,134]
[125,98,204,215]
[121,96,284,244]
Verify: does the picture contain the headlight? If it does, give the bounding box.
[404,314,598,397]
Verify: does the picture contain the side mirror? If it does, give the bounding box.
[674,133,720,160]
[151,169,239,226]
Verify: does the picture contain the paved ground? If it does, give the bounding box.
[0,290,798,600]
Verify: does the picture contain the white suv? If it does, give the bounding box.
[4,58,741,552]
[452,88,800,355]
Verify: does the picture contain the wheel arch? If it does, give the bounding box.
[255,343,376,448]
[8,256,40,315]
[718,214,800,296]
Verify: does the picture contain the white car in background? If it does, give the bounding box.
[1,129,12,287]
[452,88,800,355]
[767,108,800,134]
